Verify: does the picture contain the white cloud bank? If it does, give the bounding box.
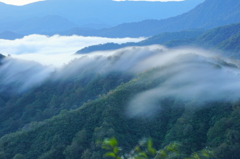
[0,34,145,67]
[0,0,44,5]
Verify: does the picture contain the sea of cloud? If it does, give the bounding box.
[0,34,145,67]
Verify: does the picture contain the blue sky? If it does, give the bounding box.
[0,0,184,6]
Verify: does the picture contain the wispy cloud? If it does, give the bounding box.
[126,48,240,117]
[2,44,240,115]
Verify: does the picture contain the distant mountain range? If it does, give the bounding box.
[76,29,206,53]
[0,0,203,30]
[72,0,239,37]
[0,0,239,39]
[165,23,240,54]
[76,22,240,56]
[0,31,24,40]
[0,15,77,35]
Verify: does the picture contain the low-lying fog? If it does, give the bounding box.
[0,34,145,67]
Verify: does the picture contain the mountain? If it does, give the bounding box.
[0,0,204,29]
[0,1,240,159]
[0,54,4,60]
[164,22,240,56]
[0,15,77,35]
[0,54,5,66]
[1,0,238,38]
[76,29,206,54]
[0,31,24,40]
[0,23,240,158]
[76,23,240,55]
[217,32,240,54]
[70,0,240,37]
[1,49,240,158]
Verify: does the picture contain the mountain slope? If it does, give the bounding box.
[0,31,24,40]
[1,52,240,158]
[76,23,240,55]
[76,29,205,54]
[0,54,4,60]
[164,23,240,55]
[75,0,240,37]
[217,32,240,54]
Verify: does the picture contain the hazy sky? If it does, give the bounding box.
[0,0,184,5]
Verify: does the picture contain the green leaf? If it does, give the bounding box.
[147,139,153,149]
[108,137,118,147]
[102,145,110,150]
[139,152,148,158]
[113,147,119,154]
[148,148,156,155]
[104,152,116,158]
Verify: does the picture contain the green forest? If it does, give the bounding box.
[1,43,240,159]
[0,0,240,158]
[0,19,240,158]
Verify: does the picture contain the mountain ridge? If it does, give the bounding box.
[0,0,204,28]
[76,22,240,55]
[70,0,240,37]
[0,15,78,35]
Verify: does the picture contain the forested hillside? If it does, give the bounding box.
[217,32,240,54]
[76,30,205,54]
[1,46,240,158]
[165,23,240,55]
[77,23,240,56]
[0,60,134,138]
[0,1,239,159]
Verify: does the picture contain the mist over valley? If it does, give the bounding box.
[0,0,240,159]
